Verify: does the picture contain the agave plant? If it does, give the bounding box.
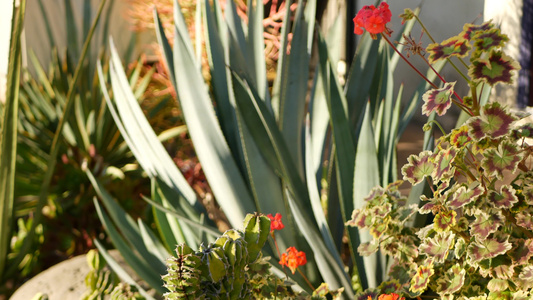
[91,0,441,298]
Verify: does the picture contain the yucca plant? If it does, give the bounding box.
[90,0,442,298]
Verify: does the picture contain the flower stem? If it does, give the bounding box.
[414,14,470,78]
[381,34,438,89]
[297,267,315,291]
[426,120,446,136]
[271,233,286,275]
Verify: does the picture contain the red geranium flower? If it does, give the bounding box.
[279,246,307,274]
[367,293,405,300]
[353,2,392,38]
[267,213,284,232]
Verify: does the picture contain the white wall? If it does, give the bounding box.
[0,0,15,103]
[484,0,523,107]
[22,0,155,74]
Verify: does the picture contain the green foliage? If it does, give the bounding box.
[348,14,533,300]
[0,0,25,285]
[162,213,343,300]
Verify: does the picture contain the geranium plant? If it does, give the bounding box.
[349,3,532,300]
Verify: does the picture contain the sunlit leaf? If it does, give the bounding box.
[410,264,434,294]
[469,211,504,240]
[461,21,494,40]
[467,236,512,262]
[472,28,509,53]
[447,183,483,209]
[515,208,533,231]
[467,102,516,140]
[481,142,523,179]
[421,82,456,116]
[432,146,457,182]
[401,150,435,185]
[427,37,470,64]
[434,210,457,232]
[488,185,518,209]
[419,232,455,263]
[436,264,466,295]
[469,50,520,86]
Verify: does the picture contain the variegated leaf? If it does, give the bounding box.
[468,50,520,86]
[467,102,516,140]
[467,237,512,262]
[481,142,523,179]
[419,232,455,263]
[434,210,457,232]
[427,37,470,64]
[469,211,504,240]
[488,185,518,209]
[401,150,435,185]
[448,183,483,209]
[436,264,466,295]
[422,82,456,116]
[409,264,434,294]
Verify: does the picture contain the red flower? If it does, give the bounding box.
[367,294,405,300]
[279,246,307,274]
[267,213,284,232]
[378,293,404,300]
[353,2,392,38]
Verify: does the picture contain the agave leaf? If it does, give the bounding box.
[142,194,220,238]
[231,73,309,208]
[64,0,80,62]
[317,29,369,288]
[87,171,167,275]
[201,0,241,158]
[137,219,171,263]
[304,114,340,259]
[271,0,292,117]
[93,199,166,295]
[153,180,209,248]
[93,239,155,300]
[308,60,330,182]
[287,193,354,298]
[345,34,380,127]
[165,1,256,227]
[353,104,384,287]
[99,46,199,207]
[246,0,269,101]
[224,0,247,64]
[273,1,311,179]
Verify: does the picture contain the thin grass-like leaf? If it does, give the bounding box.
[0,0,25,282]
[6,0,108,278]
[87,170,167,274]
[93,199,166,295]
[93,239,155,300]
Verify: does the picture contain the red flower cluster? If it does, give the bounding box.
[367,293,404,300]
[353,2,392,38]
[267,213,284,232]
[279,246,307,274]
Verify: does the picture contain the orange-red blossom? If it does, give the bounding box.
[353,2,392,38]
[279,246,307,274]
[267,213,285,232]
[368,293,405,300]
